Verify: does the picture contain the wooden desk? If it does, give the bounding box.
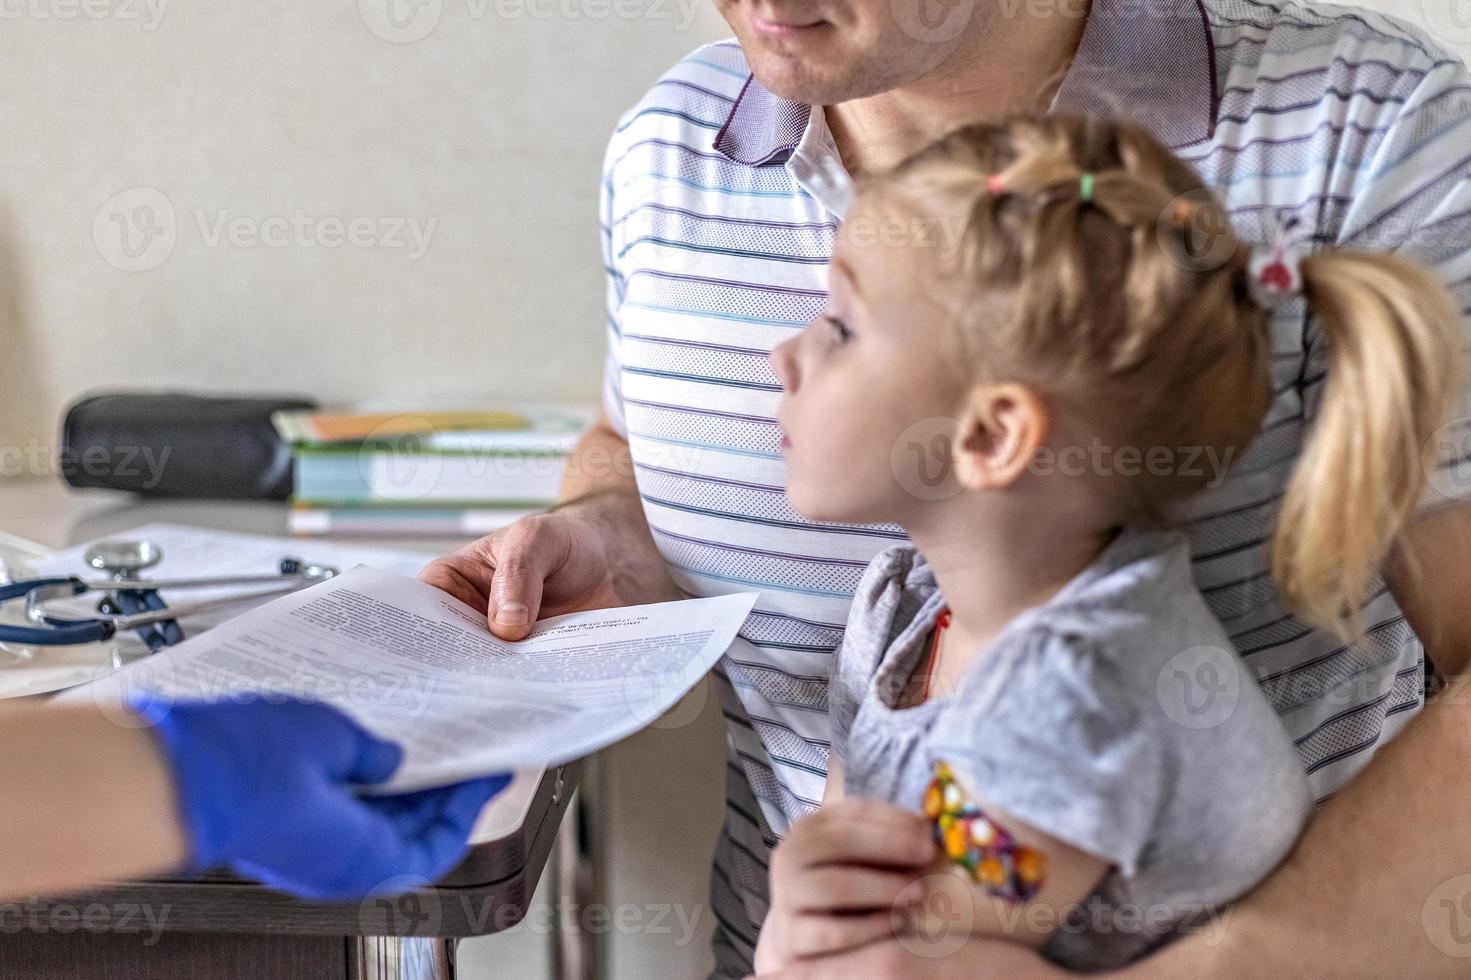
[0,762,578,979]
[0,477,591,979]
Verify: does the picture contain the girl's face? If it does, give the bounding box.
[772,213,967,525]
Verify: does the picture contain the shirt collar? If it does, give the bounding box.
[713,72,813,166]
[712,0,1217,166]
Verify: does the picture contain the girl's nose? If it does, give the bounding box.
[771,334,800,393]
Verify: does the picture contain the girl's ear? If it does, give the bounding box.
[951,383,1049,491]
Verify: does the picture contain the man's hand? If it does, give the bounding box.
[419,411,681,639]
[754,798,938,974]
[419,491,683,638]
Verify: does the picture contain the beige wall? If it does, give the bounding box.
[1,1,1467,471]
[0,0,731,471]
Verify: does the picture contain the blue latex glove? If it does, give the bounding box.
[130,693,511,900]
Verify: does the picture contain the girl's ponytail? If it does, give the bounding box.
[868,115,1462,645]
[1274,250,1461,642]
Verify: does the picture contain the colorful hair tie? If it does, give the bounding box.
[1079,173,1096,204]
[987,174,1008,196]
[1246,210,1310,310]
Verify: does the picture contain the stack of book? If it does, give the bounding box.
[275,404,593,537]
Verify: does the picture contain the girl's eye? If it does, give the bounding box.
[825,315,853,343]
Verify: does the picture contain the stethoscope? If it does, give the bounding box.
[0,539,338,651]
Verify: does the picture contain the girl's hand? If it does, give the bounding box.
[754,798,938,974]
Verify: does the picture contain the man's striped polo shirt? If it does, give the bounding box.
[598,0,1471,970]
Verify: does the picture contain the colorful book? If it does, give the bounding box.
[273,409,530,444]
[293,446,566,505]
[289,504,537,537]
[284,402,593,506]
[274,404,592,447]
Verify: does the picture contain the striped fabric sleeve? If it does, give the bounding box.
[1330,53,1471,511]
[599,127,630,439]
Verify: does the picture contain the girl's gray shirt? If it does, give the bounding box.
[828,527,1312,970]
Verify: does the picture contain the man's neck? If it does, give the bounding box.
[824,3,1093,175]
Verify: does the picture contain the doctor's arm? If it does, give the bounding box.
[0,702,189,897]
[0,698,508,902]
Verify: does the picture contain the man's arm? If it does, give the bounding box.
[1383,504,1471,676]
[559,406,638,504]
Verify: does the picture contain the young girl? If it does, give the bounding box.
[755,114,1461,972]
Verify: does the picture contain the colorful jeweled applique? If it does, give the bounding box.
[923,761,1046,903]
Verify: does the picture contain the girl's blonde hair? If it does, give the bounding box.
[858,115,1461,642]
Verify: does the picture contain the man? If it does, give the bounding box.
[423,0,1471,974]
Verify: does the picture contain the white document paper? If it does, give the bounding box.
[70,566,758,793]
[0,524,441,700]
